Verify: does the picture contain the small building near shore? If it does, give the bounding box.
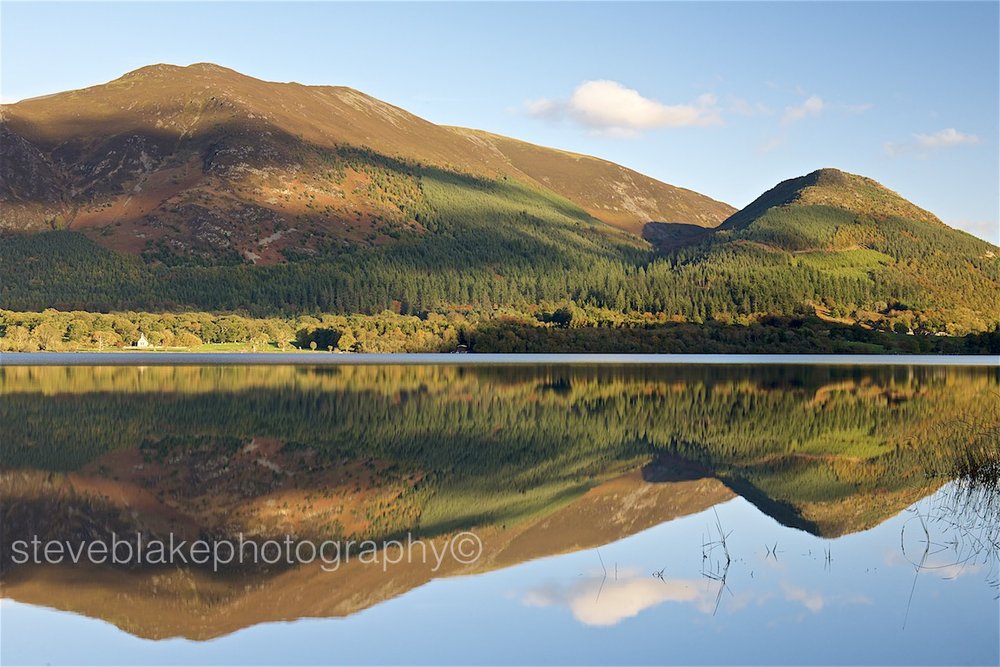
[135,333,150,349]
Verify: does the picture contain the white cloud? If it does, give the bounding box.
[782,95,824,124]
[915,128,980,148]
[525,80,721,137]
[884,128,981,159]
[884,547,992,579]
[522,569,882,627]
[882,141,907,158]
[523,98,559,118]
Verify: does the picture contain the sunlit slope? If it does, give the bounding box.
[3,64,707,314]
[448,128,735,235]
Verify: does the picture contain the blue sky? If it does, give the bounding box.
[2,1,998,243]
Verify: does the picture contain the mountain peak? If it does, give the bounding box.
[797,168,941,224]
[722,167,941,232]
[803,167,861,190]
[117,62,245,79]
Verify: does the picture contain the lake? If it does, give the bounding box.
[1,359,997,666]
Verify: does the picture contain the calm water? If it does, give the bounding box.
[1,362,997,666]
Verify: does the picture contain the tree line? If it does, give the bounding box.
[2,308,998,354]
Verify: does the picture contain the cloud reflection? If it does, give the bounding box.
[523,572,719,626]
[523,570,872,626]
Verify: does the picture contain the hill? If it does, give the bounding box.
[681,168,1000,331]
[719,167,943,233]
[628,167,998,332]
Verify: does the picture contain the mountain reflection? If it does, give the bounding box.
[0,363,996,640]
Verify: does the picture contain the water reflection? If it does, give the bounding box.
[0,364,997,665]
[523,572,718,626]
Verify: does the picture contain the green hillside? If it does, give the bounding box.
[672,168,1000,332]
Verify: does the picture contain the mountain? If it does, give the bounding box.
[0,65,997,334]
[0,62,733,259]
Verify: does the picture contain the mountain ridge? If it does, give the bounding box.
[0,62,735,248]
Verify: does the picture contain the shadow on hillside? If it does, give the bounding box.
[642,221,716,250]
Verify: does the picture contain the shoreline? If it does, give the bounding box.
[1,352,997,366]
